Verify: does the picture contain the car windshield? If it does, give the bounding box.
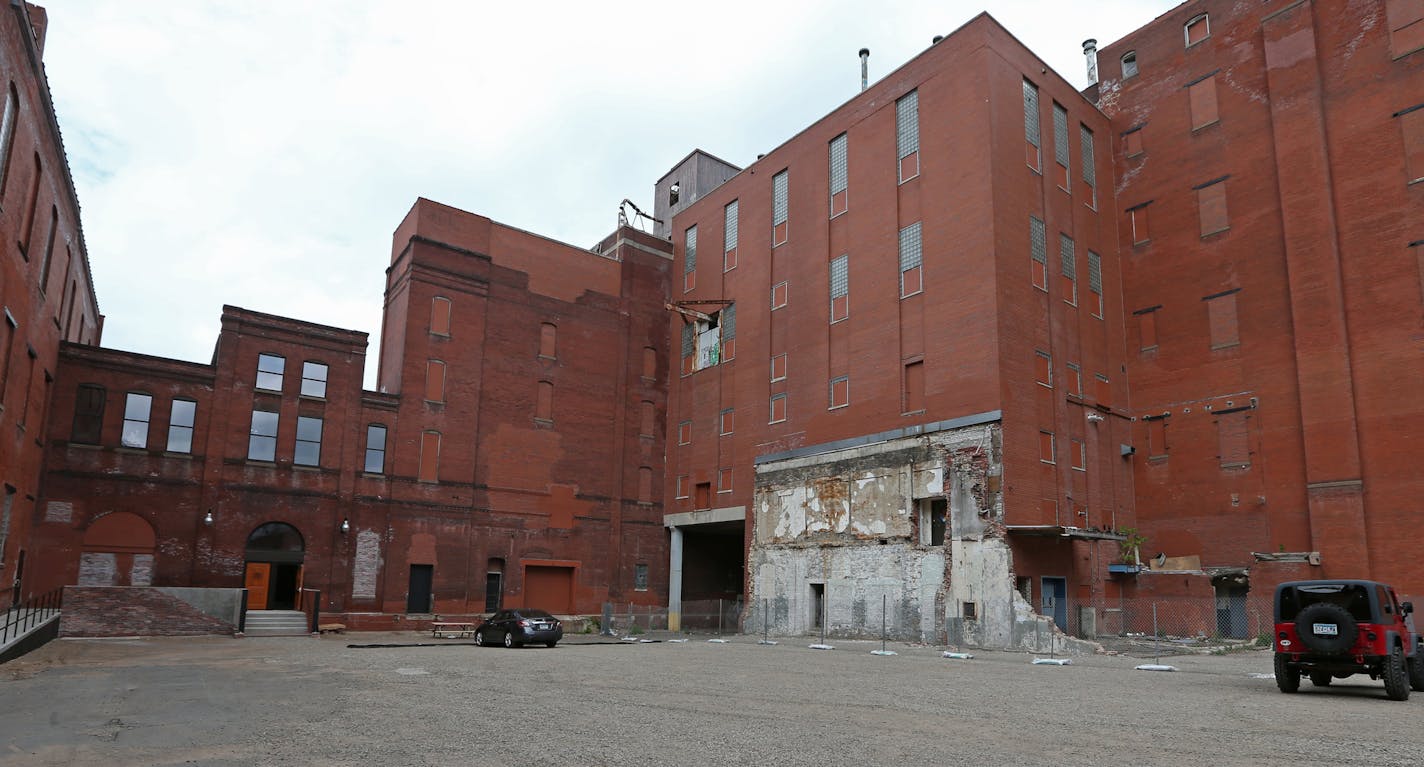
[1280,584,1373,621]
[519,609,554,619]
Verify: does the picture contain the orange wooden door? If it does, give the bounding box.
[245,562,270,610]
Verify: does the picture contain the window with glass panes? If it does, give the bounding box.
[256,353,284,391]
[724,200,739,270]
[295,416,322,466]
[301,361,328,398]
[121,392,152,448]
[1023,79,1041,170]
[248,410,278,461]
[167,399,196,453]
[365,424,386,473]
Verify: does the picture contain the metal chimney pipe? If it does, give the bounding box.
[932,35,944,44]
[1082,38,1099,84]
[859,48,870,91]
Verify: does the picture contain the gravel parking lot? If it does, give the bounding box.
[1,632,1421,766]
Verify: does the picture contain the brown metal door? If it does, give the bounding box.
[245,562,270,610]
[524,566,573,613]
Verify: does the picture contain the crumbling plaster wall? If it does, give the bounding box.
[749,422,1086,650]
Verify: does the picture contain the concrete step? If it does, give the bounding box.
[243,611,310,637]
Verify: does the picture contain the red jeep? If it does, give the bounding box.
[1273,580,1424,701]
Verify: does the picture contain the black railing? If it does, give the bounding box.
[1,587,63,646]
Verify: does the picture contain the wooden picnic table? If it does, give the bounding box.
[431,621,477,638]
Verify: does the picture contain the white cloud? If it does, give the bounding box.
[41,0,1176,386]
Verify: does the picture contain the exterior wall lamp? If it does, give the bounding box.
[203,510,214,526]
[340,518,350,534]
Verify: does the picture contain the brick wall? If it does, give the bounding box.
[59,586,238,637]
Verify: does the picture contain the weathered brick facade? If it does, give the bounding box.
[31,200,673,623]
[0,2,102,609]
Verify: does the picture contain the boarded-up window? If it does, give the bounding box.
[718,468,734,493]
[1206,290,1240,349]
[675,475,689,499]
[1185,14,1210,46]
[1035,351,1052,387]
[724,200,739,269]
[640,401,655,437]
[431,296,451,336]
[1129,203,1151,244]
[681,323,695,376]
[419,431,441,482]
[638,467,653,502]
[677,420,691,445]
[1024,79,1041,170]
[720,408,734,435]
[1124,127,1144,157]
[1387,0,1424,59]
[1137,307,1160,351]
[642,347,656,379]
[771,281,789,309]
[71,383,105,444]
[904,360,924,413]
[770,393,788,423]
[1095,374,1111,406]
[1197,178,1229,236]
[829,134,849,215]
[1189,75,1219,130]
[829,376,849,409]
[1147,416,1169,458]
[1039,431,1055,463]
[770,353,788,382]
[1071,439,1086,470]
[539,323,557,358]
[1065,363,1082,395]
[1030,216,1047,290]
[1217,410,1250,468]
[425,360,445,402]
[1121,51,1138,79]
[536,381,553,421]
[1399,104,1424,184]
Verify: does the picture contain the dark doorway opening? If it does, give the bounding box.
[810,582,825,628]
[485,558,504,613]
[244,522,304,611]
[407,564,433,614]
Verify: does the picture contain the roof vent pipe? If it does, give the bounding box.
[859,48,870,91]
[932,35,944,44]
[1082,38,1099,84]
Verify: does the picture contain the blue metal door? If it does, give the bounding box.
[1041,576,1068,632]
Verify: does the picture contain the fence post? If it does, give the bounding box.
[717,598,724,637]
[1153,602,1161,665]
[881,593,888,653]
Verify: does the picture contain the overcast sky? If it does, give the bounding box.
[41,0,1177,387]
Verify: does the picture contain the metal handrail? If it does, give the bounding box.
[1,587,63,646]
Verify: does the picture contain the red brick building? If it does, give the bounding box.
[1098,0,1424,608]
[30,200,672,626]
[663,14,1134,643]
[0,2,102,609]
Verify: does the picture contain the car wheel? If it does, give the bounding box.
[1409,654,1424,693]
[546,641,558,648]
[1383,644,1411,701]
[1308,672,1332,687]
[474,629,485,646]
[1274,653,1300,694]
[504,631,519,649]
[1293,602,1358,655]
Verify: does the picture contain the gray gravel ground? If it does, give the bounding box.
[1,632,1422,766]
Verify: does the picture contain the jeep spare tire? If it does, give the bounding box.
[1294,602,1357,655]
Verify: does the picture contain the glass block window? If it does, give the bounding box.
[1080,125,1096,187]
[1023,80,1040,148]
[724,200,738,253]
[722,302,736,339]
[772,171,788,225]
[896,91,919,159]
[256,353,284,392]
[899,222,923,297]
[1088,251,1102,294]
[684,225,697,276]
[829,134,848,194]
[681,323,695,359]
[167,399,196,453]
[830,255,849,298]
[1060,234,1076,276]
[295,416,322,466]
[1053,103,1069,165]
[1030,218,1047,264]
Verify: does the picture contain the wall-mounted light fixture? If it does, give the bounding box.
[203,510,214,526]
[340,518,350,534]
[1086,411,1105,424]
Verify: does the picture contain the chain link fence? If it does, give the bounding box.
[600,599,743,637]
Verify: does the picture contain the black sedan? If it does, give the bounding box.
[475,608,563,648]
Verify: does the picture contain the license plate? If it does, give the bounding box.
[1313,623,1338,636]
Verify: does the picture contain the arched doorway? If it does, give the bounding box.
[244,522,304,610]
[78,512,157,586]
